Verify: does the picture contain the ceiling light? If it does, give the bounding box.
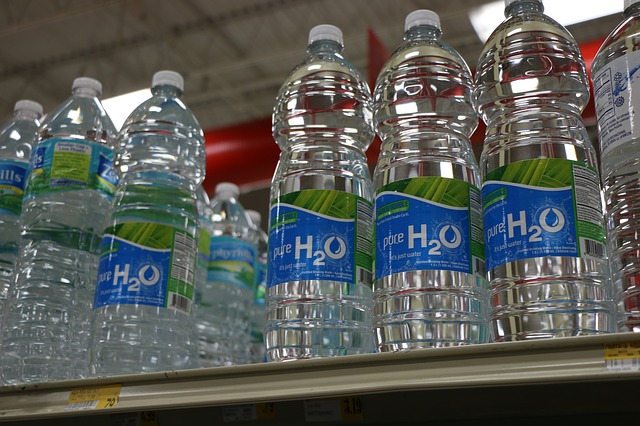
[469,0,623,42]
[102,88,151,130]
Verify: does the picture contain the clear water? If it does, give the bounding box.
[268,37,375,361]
[90,173,198,375]
[475,2,613,341]
[249,221,267,364]
[1,89,117,384]
[196,189,255,367]
[372,24,488,350]
[267,143,374,360]
[0,110,40,317]
[592,4,640,332]
[249,301,266,363]
[90,83,205,376]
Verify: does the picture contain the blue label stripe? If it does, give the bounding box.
[268,203,355,288]
[375,191,471,279]
[482,182,578,270]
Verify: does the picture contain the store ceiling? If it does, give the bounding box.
[0,0,624,132]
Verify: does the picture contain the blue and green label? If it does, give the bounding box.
[209,236,256,291]
[94,222,197,314]
[25,137,118,200]
[268,189,373,288]
[375,177,484,279]
[0,160,28,215]
[482,159,606,271]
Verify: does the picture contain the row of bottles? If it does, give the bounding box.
[0,0,639,384]
[0,71,266,384]
[264,0,640,359]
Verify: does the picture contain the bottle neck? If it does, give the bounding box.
[151,84,183,98]
[307,39,343,56]
[625,2,640,17]
[404,25,441,41]
[505,0,543,18]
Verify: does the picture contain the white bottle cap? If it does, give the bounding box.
[246,210,261,228]
[152,70,184,92]
[215,182,240,198]
[14,99,43,117]
[625,0,640,10]
[72,77,102,96]
[308,24,343,45]
[405,10,441,31]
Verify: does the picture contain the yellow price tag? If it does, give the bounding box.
[604,342,640,371]
[66,384,122,411]
[256,402,277,420]
[140,411,158,426]
[340,396,363,421]
[604,342,640,360]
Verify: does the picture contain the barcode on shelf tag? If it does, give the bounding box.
[223,403,276,422]
[65,384,122,411]
[305,397,363,422]
[604,342,640,372]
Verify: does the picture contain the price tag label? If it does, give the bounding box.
[109,411,157,426]
[140,411,159,426]
[223,403,277,422]
[256,403,277,420]
[340,396,363,421]
[304,397,363,422]
[66,384,122,411]
[604,342,640,371]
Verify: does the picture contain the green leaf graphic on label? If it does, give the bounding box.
[379,177,470,207]
[0,194,23,215]
[107,222,176,249]
[278,189,356,219]
[486,158,574,187]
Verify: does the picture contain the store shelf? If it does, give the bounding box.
[1,333,640,423]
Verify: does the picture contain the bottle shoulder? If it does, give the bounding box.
[592,15,640,74]
[120,96,203,139]
[281,53,369,93]
[40,96,117,142]
[478,12,582,63]
[380,38,472,77]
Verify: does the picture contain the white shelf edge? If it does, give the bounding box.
[1,333,639,421]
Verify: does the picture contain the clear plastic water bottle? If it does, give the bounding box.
[268,24,375,360]
[0,100,42,315]
[90,70,205,375]
[247,209,267,363]
[198,182,255,367]
[191,185,212,368]
[592,0,640,332]
[475,0,612,340]
[1,77,117,384]
[372,10,487,350]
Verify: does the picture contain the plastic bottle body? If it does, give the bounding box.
[91,172,198,375]
[2,83,117,383]
[247,211,267,364]
[267,32,375,361]
[591,2,640,332]
[196,184,256,367]
[90,76,205,375]
[0,105,41,316]
[476,1,612,341]
[267,142,374,360]
[373,21,488,350]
